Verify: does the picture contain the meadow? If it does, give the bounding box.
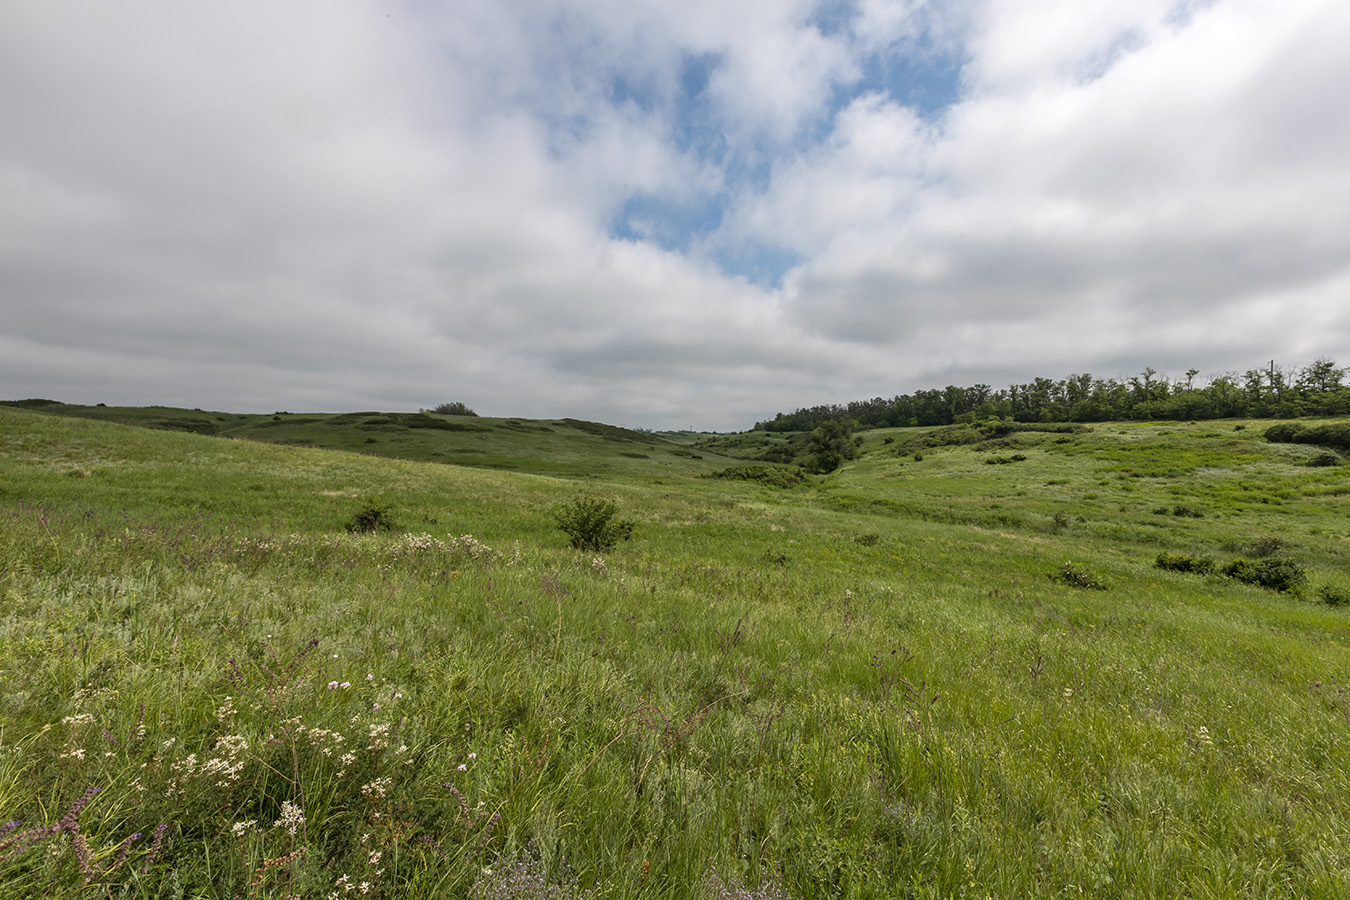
[1,405,1349,899]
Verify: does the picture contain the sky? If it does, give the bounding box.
[3,0,1348,431]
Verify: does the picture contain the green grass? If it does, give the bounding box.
[2,407,1350,898]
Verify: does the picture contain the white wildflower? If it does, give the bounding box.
[274,800,305,835]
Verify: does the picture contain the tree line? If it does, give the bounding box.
[754,358,1349,431]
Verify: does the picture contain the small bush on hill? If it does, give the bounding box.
[1222,557,1307,593]
[984,454,1028,465]
[1052,563,1107,590]
[1155,552,1217,575]
[708,465,806,488]
[553,496,634,551]
[1246,536,1286,557]
[1318,584,1350,607]
[346,497,397,533]
[430,401,478,416]
[1265,421,1350,451]
[1308,452,1342,467]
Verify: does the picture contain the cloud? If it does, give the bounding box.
[2,0,1348,430]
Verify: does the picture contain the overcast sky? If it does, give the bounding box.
[3,0,1348,430]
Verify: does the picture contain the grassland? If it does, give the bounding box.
[1,405,1349,899]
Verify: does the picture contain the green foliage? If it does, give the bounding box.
[806,420,856,473]
[1155,552,1217,575]
[1245,536,1286,557]
[1265,421,1350,451]
[551,496,634,551]
[1154,504,1204,518]
[430,401,478,416]
[1051,562,1107,590]
[1222,556,1308,593]
[984,453,1028,465]
[346,497,398,532]
[1318,584,1350,607]
[707,464,806,488]
[1307,451,1342,467]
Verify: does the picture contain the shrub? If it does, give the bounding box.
[430,401,478,416]
[346,497,397,533]
[984,454,1027,465]
[553,496,634,551]
[1308,452,1341,467]
[1051,563,1107,590]
[1222,557,1307,593]
[1155,552,1216,575]
[1318,584,1350,607]
[1246,536,1286,557]
[708,465,805,488]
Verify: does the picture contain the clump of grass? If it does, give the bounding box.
[1153,504,1204,518]
[1307,452,1341,467]
[1051,563,1107,590]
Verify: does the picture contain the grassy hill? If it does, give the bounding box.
[2,405,1349,898]
[0,399,744,477]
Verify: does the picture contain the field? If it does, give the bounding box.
[2,405,1349,899]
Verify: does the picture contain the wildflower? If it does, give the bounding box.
[467,752,476,760]
[328,681,340,690]
[361,777,392,799]
[231,820,256,838]
[340,682,352,690]
[367,723,390,749]
[458,763,467,771]
[274,800,305,836]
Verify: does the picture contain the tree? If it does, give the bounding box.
[806,420,856,473]
[1298,357,1344,394]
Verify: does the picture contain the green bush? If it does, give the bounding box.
[1318,584,1350,607]
[708,465,805,488]
[346,497,397,533]
[1307,452,1341,467]
[552,496,634,551]
[1051,562,1107,590]
[1222,557,1307,593]
[1155,552,1216,575]
[430,401,478,416]
[984,454,1027,465]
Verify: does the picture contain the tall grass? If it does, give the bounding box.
[2,408,1349,898]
